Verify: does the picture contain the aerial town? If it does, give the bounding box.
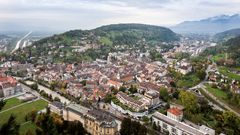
[1,1,240,135]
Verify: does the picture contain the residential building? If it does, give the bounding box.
[116,91,145,111]
[152,112,215,135]
[0,75,22,97]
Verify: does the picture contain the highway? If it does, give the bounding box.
[11,31,32,53]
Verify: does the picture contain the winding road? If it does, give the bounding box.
[189,63,240,117]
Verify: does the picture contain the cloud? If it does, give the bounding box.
[0,0,239,31]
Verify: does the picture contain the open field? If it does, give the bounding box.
[204,84,240,114]
[212,53,226,62]
[205,84,228,100]
[219,66,240,81]
[1,97,22,111]
[0,99,48,135]
[177,73,200,88]
[0,99,47,125]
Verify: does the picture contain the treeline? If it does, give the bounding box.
[0,108,88,135]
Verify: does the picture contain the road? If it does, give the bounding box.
[189,63,240,117]
[20,83,49,103]
[24,81,70,104]
[199,83,240,117]
[11,31,32,53]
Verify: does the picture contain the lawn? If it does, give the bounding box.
[0,99,48,125]
[1,97,22,111]
[212,53,226,62]
[219,67,240,81]
[205,84,228,100]
[177,74,201,88]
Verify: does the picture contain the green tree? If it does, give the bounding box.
[179,91,198,113]
[53,97,61,102]
[25,110,38,122]
[120,118,132,135]
[119,86,127,92]
[128,85,137,94]
[0,99,6,110]
[120,118,147,135]
[104,94,113,103]
[159,87,169,102]
[0,115,20,135]
[31,83,38,90]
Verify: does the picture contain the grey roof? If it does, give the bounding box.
[87,109,117,128]
[51,101,64,109]
[67,103,90,116]
[152,112,213,135]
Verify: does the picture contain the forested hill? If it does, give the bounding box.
[224,36,240,63]
[94,24,179,43]
[214,28,240,42]
[11,24,179,63]
[203,35,240,66]
[34,23,179,46]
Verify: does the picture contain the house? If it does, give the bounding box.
[143,90,160,107]
[116,91,145,111]
[139,82,161,93]
[167,107,183,122]
[107,79,123,89]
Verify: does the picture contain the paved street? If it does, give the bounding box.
[24,81,70,104]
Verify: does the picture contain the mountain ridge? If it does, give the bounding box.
[214,28,240,42]
[172,14,240,34]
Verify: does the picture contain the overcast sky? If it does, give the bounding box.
[0,0,239,32]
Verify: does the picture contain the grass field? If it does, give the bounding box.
[0,99,48,125]
[212,53,226,62]
[177,74,200,88]
[0,99,48,135]
[205,84,228,100]
[1,97,22,111]
[219,67,240,81]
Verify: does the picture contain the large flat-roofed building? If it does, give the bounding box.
[64,104,118,135]
[65,103,90,124]
[84,109,118,135]
[152,111,215,135]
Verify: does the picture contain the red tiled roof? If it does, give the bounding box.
[168,107,183,116]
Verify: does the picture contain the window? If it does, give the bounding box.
[172,128,176,133]
[163,123,168,129]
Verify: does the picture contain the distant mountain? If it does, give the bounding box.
[172,14,240,34]
[214,28,240,42]
[12,23,179,63]
[0,34,9,39]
